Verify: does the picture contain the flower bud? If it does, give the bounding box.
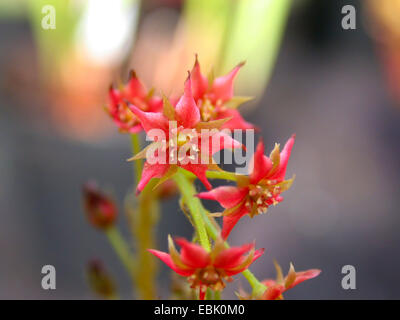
[82,182,117,230]
[87,259,116,299]
[157,180,178,199]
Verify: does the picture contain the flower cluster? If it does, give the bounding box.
[149,236,264,299]
[86,56,320,300]
[198,136,295,239]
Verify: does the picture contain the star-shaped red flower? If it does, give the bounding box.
[197,135,295,239]
[149,236,264,300]
[107,71,162,133]
[261,261,321,300]
[190,56,255,130]
[128,74,242,193]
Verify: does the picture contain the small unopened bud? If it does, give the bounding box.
[87,259,116,299]
[157,180,178,199]
[82,182,117,230]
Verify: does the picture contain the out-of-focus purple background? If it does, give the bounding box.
[1,0,400,299]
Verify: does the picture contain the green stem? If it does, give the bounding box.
[131,134,143,184]
[197,200,267,296]
[182,169,239,182]
[214,291,221,300]
[134,179,159,299]
[130,133,158,299]
[105,227,136,277]
[173,170,211,251]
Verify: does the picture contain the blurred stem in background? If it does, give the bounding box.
[175,169,267,298]
[27,0,82,80]
[105,226,136,279]
[183,0,232,72]
[220,0,292,97]
[128,134,159,299]
[174,170,211,251]
[182,0,291,99]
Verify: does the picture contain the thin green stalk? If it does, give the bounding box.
[173,170,211,251]
[133,179,159,299]
[197,199,267,296]
[131,134,143,183]
[176,169,266,296]
[130,133,158,299]
[182,169,239,182]
[214,291,221,300]
[105,226,136,277]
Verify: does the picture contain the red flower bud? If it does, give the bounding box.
[82,182,117,230]
[87,259,116,299]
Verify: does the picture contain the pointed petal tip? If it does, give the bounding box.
[195,191,214,201]
[184,71,193,93]
[203,179,212,190]
[128,69,137,80]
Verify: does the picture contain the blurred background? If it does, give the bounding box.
[1,0,400,299]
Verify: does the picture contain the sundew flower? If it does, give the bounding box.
[128,74,242,193]
[258,261,321,300]
[107,71,162,133]
[148,236,264,300]
[190,56,255,130]
[197,136,295,239]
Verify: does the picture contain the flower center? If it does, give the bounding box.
[119,105,139,126]
[245,182,281,217]
[188,266,228,292]
[199,99,219,122]
[168,128,199,163]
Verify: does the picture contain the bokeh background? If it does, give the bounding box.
[1,0,400,299]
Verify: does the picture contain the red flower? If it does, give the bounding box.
[197,135,295,239]
[107,71,162,133]
[261,261,321,300]
[82,182,117,230]
[190,56,255,130]
[148,236,264,299]
[128,74,242,193]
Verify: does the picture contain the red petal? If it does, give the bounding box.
[252,248,265,263]
[148,249,194,276]
[108,86,121,108]
[204,131,243,156]
[199,287,206,300]
[179,163,212,190]
[221,202,249,239]
[125,71,147,100]
[224,248,265,276]
[175,238,210,268]
[197,186,247,209]
[250,139,272,184]
[262,279,277,287]
[288,269,321,289]
[148,96,163,113]
[128,104,170,134]
[137,162,170,193]
[217,109,255,130]
[191,56,208,101]
[127,124,143,134]
[262,285,285,300]
[210,62,244,103]
[213,243,253,269]
[269,134,295,181]
[175,76,200,128]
